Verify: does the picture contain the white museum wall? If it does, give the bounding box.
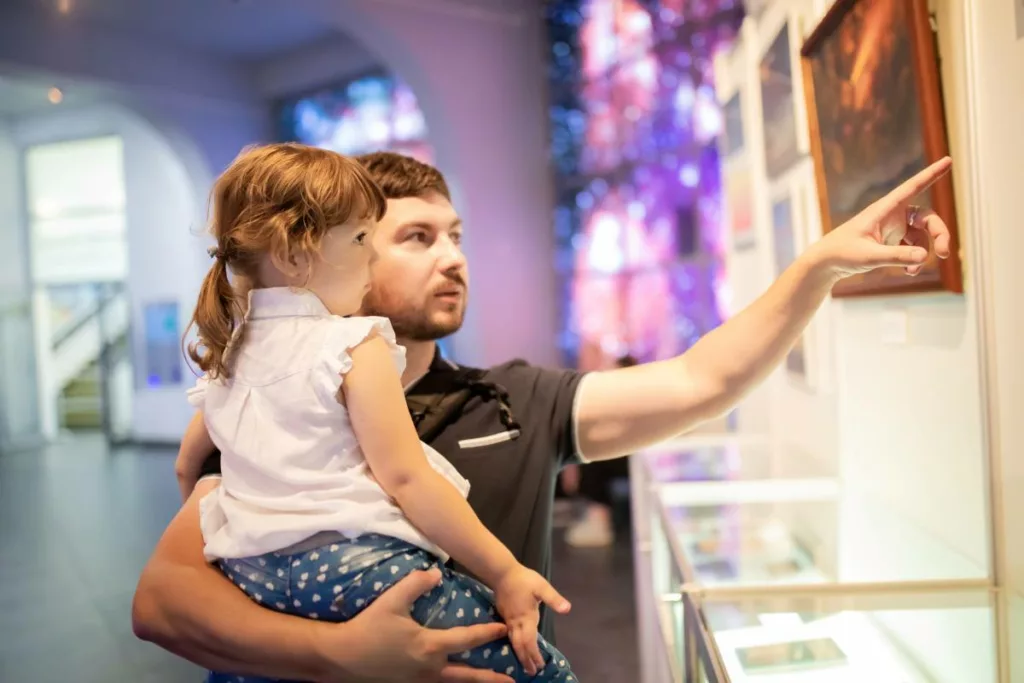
[822,14,992,682]
[721,0,995,679]
[0,121,27,302]
[959,0,1024,678]
[0,119,40,446]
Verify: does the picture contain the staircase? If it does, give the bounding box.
[60,362,102,430]
[35,282,132,442]
[57,333,129,432]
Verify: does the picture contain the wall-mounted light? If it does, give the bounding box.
[48,87,63,104]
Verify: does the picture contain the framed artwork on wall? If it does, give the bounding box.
[724,160,756,251]
[142,300,182,388]
[759,20,804,179]
[800,0,963,297]
[769,184,810,383]
[721,91,745,159]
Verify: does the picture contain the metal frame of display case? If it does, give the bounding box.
[631,437,1000,683]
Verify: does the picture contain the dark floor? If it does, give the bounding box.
[0,437,638,682]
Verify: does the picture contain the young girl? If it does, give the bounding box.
[176,143,579,683]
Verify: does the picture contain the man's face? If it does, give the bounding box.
[360,192,468,341]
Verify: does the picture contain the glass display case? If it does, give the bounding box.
[630,435,998,683]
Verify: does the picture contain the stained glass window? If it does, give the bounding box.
[546,0,743,370]
[278,71,434,164]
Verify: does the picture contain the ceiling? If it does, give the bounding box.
[0,74,107,118]
[0,0,527,117]
[4,0,524,65]
[5,0,345,63]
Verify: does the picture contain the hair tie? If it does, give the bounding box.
[207,245,225,261]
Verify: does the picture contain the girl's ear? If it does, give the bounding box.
[268,237,310,281]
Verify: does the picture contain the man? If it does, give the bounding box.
[132,152,953,683]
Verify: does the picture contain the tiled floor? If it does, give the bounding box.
[0,436,638,682]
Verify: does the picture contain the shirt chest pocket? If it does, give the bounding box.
[457,429,521,450]
[444,434,524,524]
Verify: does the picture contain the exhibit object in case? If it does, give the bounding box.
[630,435,998,683]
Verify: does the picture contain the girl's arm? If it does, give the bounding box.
[343,334,519,589]
[175,411,216,503]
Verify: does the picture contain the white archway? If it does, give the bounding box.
[10,95,218,440]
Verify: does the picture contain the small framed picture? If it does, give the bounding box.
[735,637,848,674]
[769,183,810,383]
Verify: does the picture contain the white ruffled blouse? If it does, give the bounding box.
[189,287,470,562]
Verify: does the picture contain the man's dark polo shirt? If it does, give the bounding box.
[201,350,587,642]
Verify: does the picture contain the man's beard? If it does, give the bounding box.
[360,288,465,342]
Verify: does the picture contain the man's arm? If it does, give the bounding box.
[174,412,215,502]
[132,480,332,678]
[133,483,513,683]
[575,158,954,461]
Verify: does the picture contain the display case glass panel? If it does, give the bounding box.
[697,587,996,682]
[659,488,990,586]
[641,437,988,588]
[639,435,996,679]
[650,494,686,681]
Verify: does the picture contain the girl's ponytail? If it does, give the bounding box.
[186,254,244,379]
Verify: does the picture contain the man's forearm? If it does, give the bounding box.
[133,560,333,679]
[574,250,837,461]
[132,481,337,680]
[680,249,836,416]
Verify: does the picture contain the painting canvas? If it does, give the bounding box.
[801,0,963,296]
[771,196,806,378]
[760,22,802,178]
[721,92,745,158]
[724,162,755,250]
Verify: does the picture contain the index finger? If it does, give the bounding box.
[429,622,508,654]
[441,663,514,683]
[876,156,952,215]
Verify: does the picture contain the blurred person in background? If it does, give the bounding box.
[561,354,636,548]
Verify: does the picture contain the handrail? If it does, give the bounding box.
[50,282,125,350]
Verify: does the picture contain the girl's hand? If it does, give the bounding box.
[493,566,571,676]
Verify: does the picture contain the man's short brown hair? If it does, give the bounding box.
[356,152,451,201]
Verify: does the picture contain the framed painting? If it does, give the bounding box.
[760,20,804,179]
[724,161,755,251]
[800,0,963,297]
[770,188,808,381]
[721,91,745,159]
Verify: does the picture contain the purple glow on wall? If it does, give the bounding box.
[547,0,743,370]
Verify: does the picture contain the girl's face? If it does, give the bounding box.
[301,217,377,316]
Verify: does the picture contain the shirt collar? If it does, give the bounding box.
[432,346,459,371]
[246,287,330,321]
[244,288,459,391]
[404,345,458,394]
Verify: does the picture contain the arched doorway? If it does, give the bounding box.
[0,71,214,448]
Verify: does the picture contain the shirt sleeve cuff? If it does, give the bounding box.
[571,372,594,465]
